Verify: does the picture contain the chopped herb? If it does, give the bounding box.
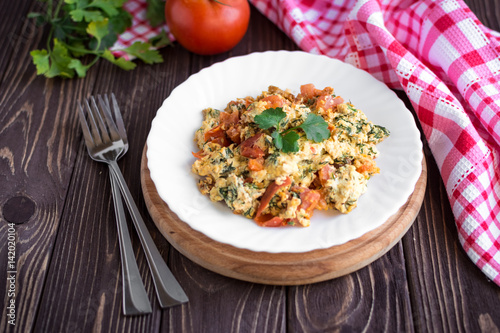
[220,163,235,177]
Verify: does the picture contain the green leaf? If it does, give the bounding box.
[45,39,75,78]
[146,0,166,27]
[149,30,171,48]
[281,131,300,153]
[30,49,50,75]
[108,8,132,35]
[89,0,119,17]
[271,131,282,151]
[68,58,89,77]
[28,0,164,78]
[108,0,128,6]
[70,9,105,22]
[254,108,286,130]
[86,18,109,42]
[102,50,136,70]
[298,113,330,142]
[99,32,119,49]
[123,42,163,64]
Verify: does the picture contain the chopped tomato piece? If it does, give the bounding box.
[300,83,323,99]
[204,125,225,142]
[318,164,335,185]
[355,157,379,175]
[226,125,241,144]
[240,133,265,158]
[204,125,230,146]
[291,186,321,215]
[298,189,321,214]
[261,95,286,108]
[248,157,265,171]
[219,110,239,129]
[211,136,231,147]
[255,214,285,227]
[192,150,206,159]
[255,177,292,224]
[241,146,264,159]
[315,95,344,111]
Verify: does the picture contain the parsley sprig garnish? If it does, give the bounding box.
[254,107,330,153]
[28,0,169,78]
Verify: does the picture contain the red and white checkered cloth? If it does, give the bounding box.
[118,0,500,286]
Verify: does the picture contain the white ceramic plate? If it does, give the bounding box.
[146,51,422,253]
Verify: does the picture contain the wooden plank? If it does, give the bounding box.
[165,254,286,332]
[287,244,414,332]
[465,0,500,30]
[0,3,98,332]
[0,1,34,83]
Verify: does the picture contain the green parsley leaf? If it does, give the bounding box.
[254,107,330,154]
[70,9,105,22]
[123,41,163,64]
[45,39,75,78]
[102,50,136,70]
[89,0,120,17]
[108,8,132,35]
[254,107,286,130]
[298,113,330,142]
[86,18,109,42]
[281,131,300,153]
[28,0,165,78]
[146,0,166,27]
[271,131,283,150]
[68,58,90,77]
[149,29,171,48]
[30,49,50,75]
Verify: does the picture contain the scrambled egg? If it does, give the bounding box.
[192,84,389,227]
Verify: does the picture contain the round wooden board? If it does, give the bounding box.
[140,146,427,285]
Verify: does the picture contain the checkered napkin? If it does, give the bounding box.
[249,0,500,285]
[117,0,500,285]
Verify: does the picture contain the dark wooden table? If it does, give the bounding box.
[1,1,500,332]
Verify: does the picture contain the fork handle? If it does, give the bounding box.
[108,161,189,308]
[109,171,152,315]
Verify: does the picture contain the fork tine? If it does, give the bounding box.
[111,93,128,142]
[97,95,121,142]
[77,102,97,149]
[89,96,112,144]
[81,99,104,147]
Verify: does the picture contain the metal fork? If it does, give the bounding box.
[77,94,188,313]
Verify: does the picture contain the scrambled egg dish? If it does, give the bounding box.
[192,84,389,227]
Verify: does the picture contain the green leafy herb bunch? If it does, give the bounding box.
[29,0,169,78]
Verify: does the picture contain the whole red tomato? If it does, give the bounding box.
[165,0,250,55]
